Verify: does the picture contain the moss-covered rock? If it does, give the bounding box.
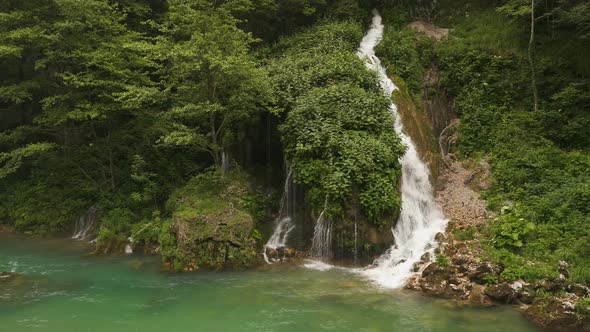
[525,295,589,330]
[161,171,259,271]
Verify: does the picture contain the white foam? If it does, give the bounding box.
[356,10,448,289]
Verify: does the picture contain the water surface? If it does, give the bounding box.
[0,235,541,331]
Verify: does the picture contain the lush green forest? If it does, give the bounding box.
[364,0,590,286]
[0,0,406,263]
[433,0,590,285]
[1,0,589,293]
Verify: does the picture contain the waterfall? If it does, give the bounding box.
[263,168,295,263]
[310,197,332,259]
[357,10,448,288]
[125,237,133,254]
[72,205,98,240]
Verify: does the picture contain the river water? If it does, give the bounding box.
[0,235,542,331]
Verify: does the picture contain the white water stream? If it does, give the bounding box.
[356,11,448,289]
[263,168,296,263]
[310,196,332,259]
[71,205,98,240]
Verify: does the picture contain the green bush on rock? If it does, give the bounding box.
[266,21,405,225]
[161,171,259,271]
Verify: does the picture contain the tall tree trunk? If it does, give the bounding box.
[266,112,271,185]
[528,0,539,112]
[207,73,221,168]
[210,111,220,167]
[106,129,116,191]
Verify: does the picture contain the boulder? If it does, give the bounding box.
[558,260,569,278]
[484,283,520,303]
[412,261,423,272]
[0,271,20,282]
[0,271,26,287]
[416,263,457,298]
[172,206,257,270]
[470,262,501,285]
[422,262,444,277]
[518,290,536,305]
[163,172,259,271]
[525,295,583,330]
[452,254,478,274]
[434,232,446,243]
[468,284,492,305]
[532,279,563,293]
[264,247,303,263]
[567,283,589,297]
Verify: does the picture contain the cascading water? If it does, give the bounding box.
[72,205,98,240]
[357,10,448,289]
[310,197,332,260]
[125,237,133,254]
[263,168,295,263]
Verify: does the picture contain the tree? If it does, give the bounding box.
[497,0,539,112]
[158,0,273,169]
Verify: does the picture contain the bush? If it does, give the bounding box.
[453,226,477,241]
[436,254,450,267]
[376,28,433,97]
[267,21,406,224]
[435,32,590,285]
[576,298,590,316]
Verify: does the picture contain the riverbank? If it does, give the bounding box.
[406,156,590,330]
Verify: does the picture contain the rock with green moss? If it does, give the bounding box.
[162,171,259,271]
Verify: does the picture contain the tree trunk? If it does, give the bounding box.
[210,111,220,167]
[207,73,221,168]
[106,129,116,191]
[528,0,539,112]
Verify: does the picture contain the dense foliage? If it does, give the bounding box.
[433,0,590,284]
[266,21,404,222]
[372,0,589,285]
[1,0,588,287]
[0,0,404,250]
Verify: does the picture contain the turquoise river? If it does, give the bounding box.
[0,234,543,331]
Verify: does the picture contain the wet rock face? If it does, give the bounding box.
[331,213,395,265]
[263,247,305,263]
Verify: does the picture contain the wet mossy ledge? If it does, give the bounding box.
[91,170,265,271]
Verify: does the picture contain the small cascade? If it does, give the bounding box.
[263,168,295,263]
[72,205,98,240]
[310,197,332,260]
[124,237,133,254]
[357,11,448,288]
